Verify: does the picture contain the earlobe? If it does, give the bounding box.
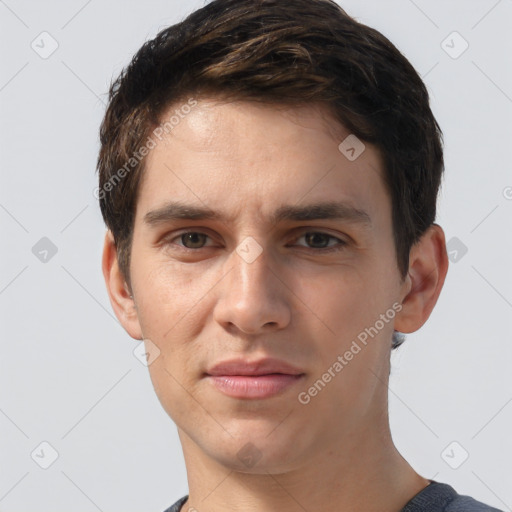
[102,230,143,340]
[394,224,449,335]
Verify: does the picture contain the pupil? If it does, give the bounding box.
[306,232,328,248]
[183,233,205,248]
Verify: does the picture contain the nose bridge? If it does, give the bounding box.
[230,236,275,299]
[223,200,272,282]
[214,235,291,333]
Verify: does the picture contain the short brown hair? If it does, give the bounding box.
[97,0,444,348]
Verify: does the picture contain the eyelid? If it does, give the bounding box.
[164,229,218,248]
[296,231,345,241]
[290,230,347,251]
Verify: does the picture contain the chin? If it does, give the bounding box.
[205,429,307,475]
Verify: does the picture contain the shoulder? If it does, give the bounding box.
[445,494,504,512]
[401,481,504,512]
[162,495,189,512]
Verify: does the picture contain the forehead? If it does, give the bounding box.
[135,97,388,228]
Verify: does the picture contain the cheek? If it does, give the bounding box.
[132,252,206,332]
[296,269,370,337]
[296,266,395,376]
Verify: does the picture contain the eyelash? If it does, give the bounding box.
[163,230,347,254]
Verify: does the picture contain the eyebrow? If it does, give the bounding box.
[143,200,372,228]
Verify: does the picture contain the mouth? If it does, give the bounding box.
[204,356,306,399]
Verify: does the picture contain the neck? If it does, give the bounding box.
[177,412,430,512]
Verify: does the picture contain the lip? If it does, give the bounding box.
[206,357,304,376]
[207,374,304,399]
[205,358,306,399]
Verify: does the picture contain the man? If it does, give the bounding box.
[98,0,502,510]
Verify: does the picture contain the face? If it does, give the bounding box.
[106,97,423,473]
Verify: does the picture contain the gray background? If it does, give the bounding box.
[1,0,511,511]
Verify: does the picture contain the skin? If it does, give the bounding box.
[103,97,448,512]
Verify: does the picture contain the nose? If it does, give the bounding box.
[213,239,292,335]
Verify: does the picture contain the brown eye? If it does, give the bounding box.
[293,231,347,252]
[304,232,331,248]
[179,232,209,249]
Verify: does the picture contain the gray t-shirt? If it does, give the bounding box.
[163,481,504,512]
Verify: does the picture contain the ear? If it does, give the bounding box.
[394,223,449,334]
[102,230,143,340]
